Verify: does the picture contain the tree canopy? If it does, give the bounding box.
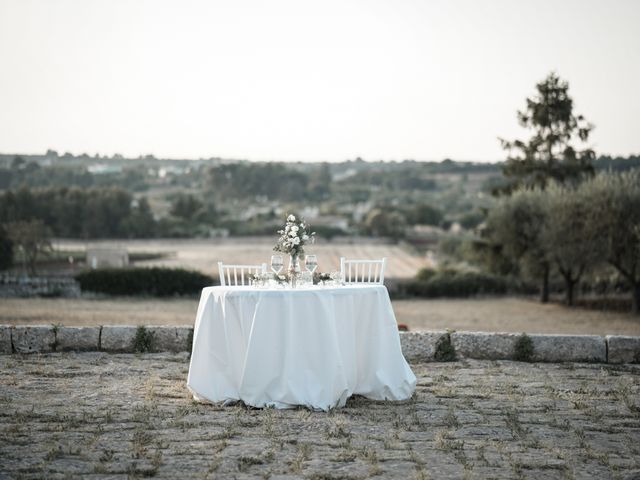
[498,72,595,193]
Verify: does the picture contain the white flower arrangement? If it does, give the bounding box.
[273,214,315,257]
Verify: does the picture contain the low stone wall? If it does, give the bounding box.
[0,275,81,298]
[0,325,638,363]
[0,325,192,355]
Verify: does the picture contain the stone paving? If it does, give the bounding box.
[1,353,640,479]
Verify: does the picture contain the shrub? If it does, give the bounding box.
[134,325,154,352]
[404,270,510,298]
[76,267,215,297]
[0,225,12,271]
[415,268,437,282]
[513,333,534,362]
[434,332,457,362]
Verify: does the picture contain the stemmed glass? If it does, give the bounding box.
[305,255,318,274]
[271,255,284,275]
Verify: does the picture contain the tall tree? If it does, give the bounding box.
[363,209,406,240]
[0,225,13,271]
[170,193,202,220]
[498,72,595,193]
[6,220,52,275]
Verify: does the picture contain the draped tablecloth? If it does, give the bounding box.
[187,284,416,410]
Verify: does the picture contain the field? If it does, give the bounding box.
[2,296,639,335]
[54,238,432,279]
[12,239,637,335]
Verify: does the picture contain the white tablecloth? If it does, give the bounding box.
[187,284,416,410]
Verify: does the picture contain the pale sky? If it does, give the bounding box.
[0,0,639,162]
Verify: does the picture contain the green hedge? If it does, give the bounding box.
[403,269,510,298]
[76,267,215,296]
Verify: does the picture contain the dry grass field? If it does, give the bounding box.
[11,240,634,335]
[2,296,639,335]
[54,238,432,279]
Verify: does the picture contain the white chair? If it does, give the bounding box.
[340,257,386,284]
[218,262,267,286]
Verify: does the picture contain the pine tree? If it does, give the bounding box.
[498,73,595,193]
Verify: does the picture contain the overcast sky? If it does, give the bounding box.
[0,0,639,162]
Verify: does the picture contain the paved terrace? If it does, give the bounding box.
[1,353,639,479]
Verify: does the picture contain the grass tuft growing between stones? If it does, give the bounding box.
[134,325,155,353]
[513,333,534,362]
[435,332,457,362]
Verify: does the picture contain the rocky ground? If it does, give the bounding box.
[1,353,639,479]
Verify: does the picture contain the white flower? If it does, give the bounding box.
[302,234,309,241]
[291,225,299,232]
[289,230,298,237]
[287,214,296,222]
[292,237,300,245]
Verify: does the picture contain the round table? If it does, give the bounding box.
[187,284,416,410]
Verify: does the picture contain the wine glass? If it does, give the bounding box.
[271,255,284,275]
[305,255,318,274]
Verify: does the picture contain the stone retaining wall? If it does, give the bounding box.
[0,275,81,298]
[0,325,638,363]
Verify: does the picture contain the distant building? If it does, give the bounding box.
[208,228,230,238]
[405,225,446,245]
[313,216,349,231]
[158,166,187,178]
[86,248,129,269]
[299,206,320,220]
[88,164,123,174]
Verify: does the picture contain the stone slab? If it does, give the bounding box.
[11,325,56,353]
[529,334,606,363]
[0,325,12,354]
[450,331,520,360]
[100,325,136,352]
[148,326,193,352]
[176,326,194,352]
[2,326,637,365]
[606,335,640,364]
[56,326,101,351]
[399,331,447,362]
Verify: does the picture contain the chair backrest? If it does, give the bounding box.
[218,262,267,286]
[340,257,386,284]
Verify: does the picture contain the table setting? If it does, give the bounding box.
[187,215,417,410]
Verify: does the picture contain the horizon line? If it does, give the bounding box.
[1,149,638,164]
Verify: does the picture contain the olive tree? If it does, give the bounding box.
[581,171,640,314]
[541,183,599,306]
[483,188,551,302]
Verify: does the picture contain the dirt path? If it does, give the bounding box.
[1,296,638,335]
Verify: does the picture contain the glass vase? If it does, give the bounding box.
[288,253,301,288]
